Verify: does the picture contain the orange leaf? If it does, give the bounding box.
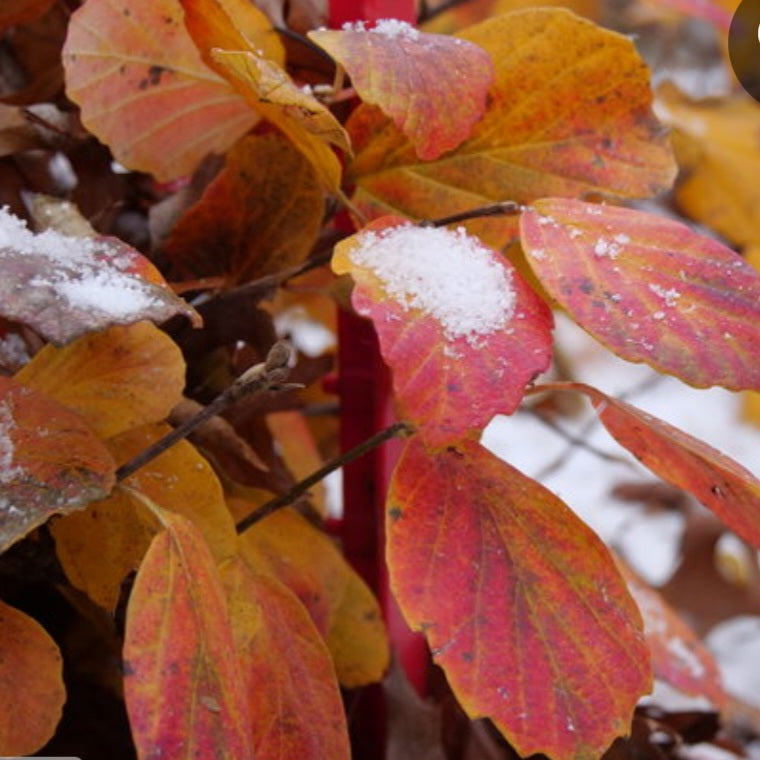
[236,503,389,687]
[520,198,760,389]
[162,134,324,286]
[349,8,675,248]
[209,49,347,190]
[558,382,760,550]
[16,321,185,439]
[387,436,651,760]
[266,410,327,517]
[0,375,115,553]
[308,22,493,159]
[616,559,726,706]
[179,0,284,70]
[221,557,351,760]
[0,600,65,755]
[62,0,258,180]
[124,511,254,760]
[52,423,237,611]
[656,84,760,249]
[332,217,553,445]
[0,207,200,344]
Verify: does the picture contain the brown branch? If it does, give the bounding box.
[116,342,300,482]
[235,420,414,533]
[423,201,523,228]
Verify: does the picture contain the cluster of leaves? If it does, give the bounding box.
[2,0,760,758]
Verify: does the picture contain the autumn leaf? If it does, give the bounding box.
[161,134,324,286]
[348,8,676,248]
[179,0,284,70]
[332,217,553,445]
[308,21,493,160]
[553,382,760,551]
[124,510,254,760]
[236,502,389,687]
[0,600,65,756]
[387,436,651,760]
[221,556,351,760]
[0,375,115,553]
[0,207,200,345]
[656,84,760,249]
[52,423,237,611]
[62,0,258,180]
[617,558,726,706]
[520,198,760,390]
[209,49,347,190]
[16,321,186,439]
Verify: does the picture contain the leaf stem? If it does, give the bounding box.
[235,420,414,534]
[116,342,300,482]
[423,201,523,228]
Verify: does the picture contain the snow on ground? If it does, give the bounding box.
[481,314,760,709]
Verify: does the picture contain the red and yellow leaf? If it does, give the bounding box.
[221,556,351,760]
[0,207,199,344]
[387,436,651,760]
[520,198,760,389]
[162,134,324,286]
[124,511,253,760]
[308,22,493,160]
[617,559,726,706]
[348,8,676,248]
[62,0,257,180]
[332,217,553,445]
[16,321,185,439]
[52,422,237,611]
[235,502,389,687]
[0,600,65,756]
[0,375,115,553]
[557,382,760,550]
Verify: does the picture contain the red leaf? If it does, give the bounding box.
[221,558,351,760]
[62,0,257,181]
[332,217,553,445]
[124,511,253,760]
[0,207,200,345]
[308,22,492,160]
[555,382,760,551]
[0,375,116,553]
[617,559,726,707]
[387,436,651,760]
[521,198,760,389]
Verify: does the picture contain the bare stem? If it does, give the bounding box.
[423,201,523,228]
[116,342,300,482]
[235,420,414,534]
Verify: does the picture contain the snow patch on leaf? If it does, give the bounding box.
[348,224,516,347]
[0,399,23,486]
[342,18,421,40]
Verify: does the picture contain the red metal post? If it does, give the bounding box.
[328,1,428,757]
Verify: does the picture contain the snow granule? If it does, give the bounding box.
[649,283,681,307]
[0,206,159,320]
[593,237,622,259]
[349,224,515,345]
[342,18,420,40]
[0,400,23,485]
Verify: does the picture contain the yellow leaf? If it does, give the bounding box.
[236,502,389,687]
[16,321,185,439]
[52,423,237,611]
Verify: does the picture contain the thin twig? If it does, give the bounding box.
[116,342,300,482]
[423,201,523,228]
[235,420,413,534]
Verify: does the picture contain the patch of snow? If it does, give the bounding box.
[0,333,29,370]
[649,284,681,307]
[667,635,706,678]
[706,616,760,706]
[593,237,622,259]
[274,306,335,357]
[342,18,420,40]
[350,224,515,346]
[0,399,24,485]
